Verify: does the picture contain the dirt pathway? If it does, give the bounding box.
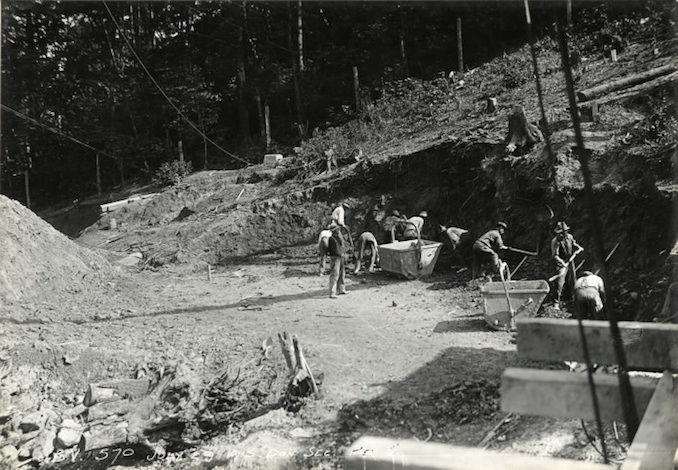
[3,243,622,469]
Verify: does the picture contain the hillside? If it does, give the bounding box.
[73,36,677,321]
[0,24,676,470]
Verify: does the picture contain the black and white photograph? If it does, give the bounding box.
[1,0,676,468]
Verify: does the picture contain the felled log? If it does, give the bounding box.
[576,64,676,102]
[87,400,136,422]
[84,379,151,406]
[505,105,543,153]
[579,71,678,119]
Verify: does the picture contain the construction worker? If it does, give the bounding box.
[439,225,470,251]
[573,271,605,320]
[353,232,379,274]
[472,222,508,279]
[551,221,584,309]
[328,221,348,298]
[317,224,333,275]
[403,211,428,240]
[331,201,347,228]
[381,210,405,242]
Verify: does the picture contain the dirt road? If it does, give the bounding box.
[2,240,626,469]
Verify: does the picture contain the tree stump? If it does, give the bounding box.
[505,105,543,154]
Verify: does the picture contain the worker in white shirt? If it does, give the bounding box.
[331,202,348,228]
[573,271,606,320]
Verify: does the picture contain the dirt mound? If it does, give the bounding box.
[0,195,116,322]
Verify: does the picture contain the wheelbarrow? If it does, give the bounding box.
[481,263,550,331]
[378,222,443,279]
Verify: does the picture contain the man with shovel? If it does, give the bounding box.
[472,221,508,280]
[550,221,584,310]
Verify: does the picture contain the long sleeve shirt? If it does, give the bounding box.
[475,229,506,252]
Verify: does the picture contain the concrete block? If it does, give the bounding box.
[263,154,283,168]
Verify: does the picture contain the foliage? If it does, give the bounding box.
[155,160,193,187]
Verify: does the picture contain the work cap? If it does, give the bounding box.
[496,221,508,230]
[554,221,570,234]
[419,211,428,217]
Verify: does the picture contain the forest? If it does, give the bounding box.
[1,1,672,208]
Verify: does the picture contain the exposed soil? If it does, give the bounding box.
[2,36,676,470]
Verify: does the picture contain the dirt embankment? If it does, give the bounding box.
[0,195,125,323]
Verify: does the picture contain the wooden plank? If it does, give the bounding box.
[515,318,678,371]
[343,436,614,470]
[501,368,658,421]
[621,372,678,470]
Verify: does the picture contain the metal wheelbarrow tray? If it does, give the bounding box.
[379,222,443,279]
[481,280,550,330]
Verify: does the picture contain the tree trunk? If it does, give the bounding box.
[24,170,31,209]
[178,140,184,163]
[576,64,676,101]
[236,1,250,140]
[297,1,305,72]
[457,17,464,73]
[265,104,271,151]
[399,5,408,77]
[288,2,305,139]
[353,66,361,114]
[96,153,102,197]
[255,92,265,138]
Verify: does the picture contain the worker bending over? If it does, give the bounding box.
[317,224,333,275]
[574,271,605,320]
[353,232,379,275]
[551,221,584,310]
[402,211,428,240]
[472,222,508,279]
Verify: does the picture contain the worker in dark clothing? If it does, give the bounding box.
[472,222,508,279]
[551,221,584,310]
[381,210,407,242]
[328,222,348,299]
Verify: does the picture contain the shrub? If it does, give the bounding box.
[155,159,193,186]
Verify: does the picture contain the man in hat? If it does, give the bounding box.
[574,271,605,320]
[331,201,347,229]
[403,211,428,240]
[551,221,584,309]
[472,222,508,279]
[353,231,379,274]
[328,221,348,298]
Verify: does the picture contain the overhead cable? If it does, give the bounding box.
[102,1,249,166]
[1,104,118,161]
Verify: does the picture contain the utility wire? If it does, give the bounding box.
[555,9,639,441]
[1,104,118,162]
[102,1,249,166]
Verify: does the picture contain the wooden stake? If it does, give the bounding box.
[207,264,212,281]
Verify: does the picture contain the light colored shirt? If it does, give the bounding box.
[318,230,332,243]
[574,273,605,295]
[331,206,345,226]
